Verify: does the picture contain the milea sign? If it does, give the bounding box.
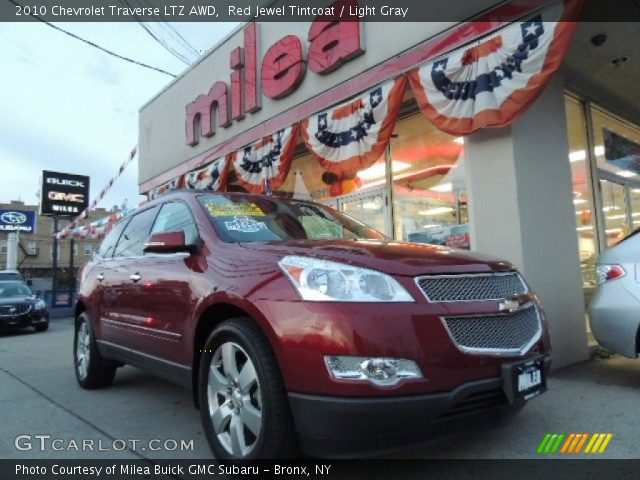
[185,0,364,146]
[40,170,90,216]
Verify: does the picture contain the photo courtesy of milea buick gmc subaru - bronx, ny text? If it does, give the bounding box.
[74,191,551,459]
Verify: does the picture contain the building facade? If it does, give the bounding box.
[0,200,108,289]
[136,0,640,367]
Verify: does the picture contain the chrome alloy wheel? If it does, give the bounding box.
[76,320,90,380]
[207,341,262,457]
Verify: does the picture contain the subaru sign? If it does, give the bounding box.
[41,170,90,216]
[0,209,37,233]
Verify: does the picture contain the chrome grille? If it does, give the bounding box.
[442,304,541,355]
[416,272,528,302]
[0,304,31,316]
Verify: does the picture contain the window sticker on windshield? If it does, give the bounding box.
[204,202,265,217]
[224,216,268,233]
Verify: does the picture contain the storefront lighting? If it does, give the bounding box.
[576,226,592,232]
[603,206,620,212]
[357,161,410,180]
[422,224,442,229]
[430,182,453,193]
[573,199,588,205]
[569,150,587,162]
[454,137,465,145]
[417,207,454,216]
[617,170,637,178]
[606,214,626,220]
[594,145,605,156]
[605,228,622,234]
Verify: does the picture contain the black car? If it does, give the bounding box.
[0,281,49,332]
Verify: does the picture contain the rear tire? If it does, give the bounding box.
[198,317,298,459]
[74,312,116,389]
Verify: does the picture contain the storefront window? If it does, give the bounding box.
[565,95,597,288]
[389,113,469,248]
[591,105,640,244]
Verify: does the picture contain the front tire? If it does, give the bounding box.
[74,312,116,389]
[198,317,298,459]
[34,321,49,332]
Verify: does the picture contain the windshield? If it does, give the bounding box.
[0,272,21,281]
[198,194,386,243]
[0,282,32,297]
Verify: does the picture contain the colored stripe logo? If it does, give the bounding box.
[537,433,613,454]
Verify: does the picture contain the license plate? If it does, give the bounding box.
[502,356,546,404]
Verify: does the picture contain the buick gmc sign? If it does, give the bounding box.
[0,210,36,233]
[41,170,90,216]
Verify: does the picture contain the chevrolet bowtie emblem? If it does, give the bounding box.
[498,299,520,313]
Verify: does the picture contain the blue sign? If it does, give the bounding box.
[0,209,37,234]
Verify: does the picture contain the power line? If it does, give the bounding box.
[118,0,192,65]
[7,0,177,78]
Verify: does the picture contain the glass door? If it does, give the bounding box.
[337,187,390,236]
[598,171,640,247]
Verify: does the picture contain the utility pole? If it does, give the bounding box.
[52,216,58,302]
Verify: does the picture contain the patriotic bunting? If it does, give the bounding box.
[408,0,581,135]
[185,156,229,191]
[301,77,407,177]
[232,124,300,194]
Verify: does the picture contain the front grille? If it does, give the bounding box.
[0,304,31,316]
[442,304,541,355]
[416,272,528,302]
[439,388,508,419]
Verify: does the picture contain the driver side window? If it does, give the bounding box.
[151,202,199,245]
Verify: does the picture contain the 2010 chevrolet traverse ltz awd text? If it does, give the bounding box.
[74,190,551,459]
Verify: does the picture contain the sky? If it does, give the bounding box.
[0,21,240,210]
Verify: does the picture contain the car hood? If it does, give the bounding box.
[0,296,35,305]
[238,239,514,276]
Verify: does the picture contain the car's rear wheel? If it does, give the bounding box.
[198,317,298,459]
[74,312,117,389]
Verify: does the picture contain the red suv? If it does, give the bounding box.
[75,190,551,459]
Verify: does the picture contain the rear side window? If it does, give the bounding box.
[150,202,199,244]
[113,207,159,258]
[96,220,128,258]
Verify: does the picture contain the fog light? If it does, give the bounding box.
[324,356,422,386]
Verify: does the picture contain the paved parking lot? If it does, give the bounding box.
[1,318,639,460]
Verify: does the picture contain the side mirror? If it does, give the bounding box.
[144,231,196,254]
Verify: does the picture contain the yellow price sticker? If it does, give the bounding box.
[204,202,265,217]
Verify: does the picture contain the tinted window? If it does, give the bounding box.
[198,194,385,243]
[113,207,159,258]
[0,282,32,297]
[151,202,199,244]
[0,272,22,281]
[96,220,128,258]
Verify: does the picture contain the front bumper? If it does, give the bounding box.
[0,311,49,329]
[289,358,551,458]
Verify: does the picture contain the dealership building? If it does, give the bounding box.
[137,0,640,367]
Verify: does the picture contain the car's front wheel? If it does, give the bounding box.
[198,317,298,459]
[74,312,117,389]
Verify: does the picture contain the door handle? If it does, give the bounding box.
[96,273,104,282]
[130,273,141,283]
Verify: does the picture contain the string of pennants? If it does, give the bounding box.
[147,0,579,201]
[56,147,139,240]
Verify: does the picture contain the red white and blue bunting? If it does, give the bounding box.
[185,156,230,191]
[408,0,581,135]
[301,77,406,177]
[232,124,299,194]
[148,155,230,200]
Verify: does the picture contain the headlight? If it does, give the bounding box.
[325,355,423,386]
[34,300,47,310]
[278,255,414,302]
